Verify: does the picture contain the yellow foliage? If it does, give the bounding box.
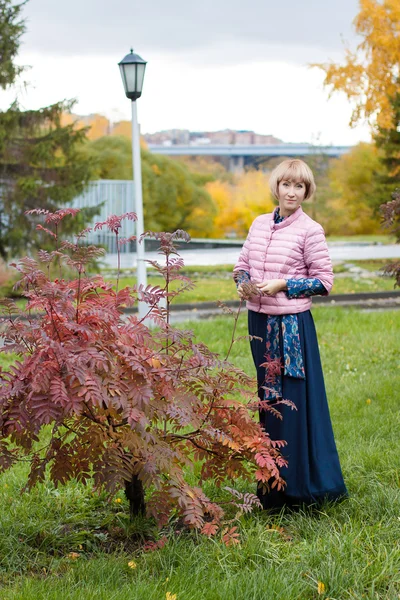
[206,170,275,238]
[313,0,400,130]
[206,180,233,238]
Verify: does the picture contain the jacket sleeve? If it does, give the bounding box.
[233,222,253,275]
[303,225,334,293]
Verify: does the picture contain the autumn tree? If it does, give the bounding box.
[206,171,275,238]
[314,0,400,131]
[0,0,94,259]
[315,1,400,231]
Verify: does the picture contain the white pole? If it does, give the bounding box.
[131,99,147,319]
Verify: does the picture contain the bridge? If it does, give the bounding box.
[147,143,352,173]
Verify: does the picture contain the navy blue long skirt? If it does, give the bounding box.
[248,309,348,509]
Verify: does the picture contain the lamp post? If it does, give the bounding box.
[118,49,147,319]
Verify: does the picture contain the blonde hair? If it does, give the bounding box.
[269,159,316,200]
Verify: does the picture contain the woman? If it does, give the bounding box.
[234,159,347,509]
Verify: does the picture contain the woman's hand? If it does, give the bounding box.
[256,279,287,296]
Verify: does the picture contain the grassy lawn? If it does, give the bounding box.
[0,307,399,599]
[102,267,397,304]
[330,277,395,295]
[325,234,396,244]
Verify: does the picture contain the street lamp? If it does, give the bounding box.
[118,49,147,319]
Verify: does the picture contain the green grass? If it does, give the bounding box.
[350,259,395,272]
[326,234,396,244]
[331,276,395,294]
[0,307,399,599]
[104,270,397,304]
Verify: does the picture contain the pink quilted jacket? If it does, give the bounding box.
[233,207,334,315]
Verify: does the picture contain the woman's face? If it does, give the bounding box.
[277,179,307,217]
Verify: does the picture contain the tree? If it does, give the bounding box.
[374,92,400,207]
[0,101,94,258]
[325,143,383,235]
[206,171,275,238]
[84,135,133,180]
[0,0,94,259]
[84,136,217,237]
[0,0,25,89]
[314,0,400,131]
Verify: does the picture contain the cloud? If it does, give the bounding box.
[21,0,360,63]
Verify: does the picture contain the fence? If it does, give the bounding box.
[71,180,135,253]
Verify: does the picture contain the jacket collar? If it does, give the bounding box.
[270,206,303,230]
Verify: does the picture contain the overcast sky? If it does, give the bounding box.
[1,0,370,145]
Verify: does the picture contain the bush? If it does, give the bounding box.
[0,209,287,540]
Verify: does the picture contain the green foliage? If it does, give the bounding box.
[84,135,132,180]
[0,0,26,89]
[141,149,216,236]
[0,1,95,258]
[84,136,217,236]
[0,101,95,258]
[375,92,400,208]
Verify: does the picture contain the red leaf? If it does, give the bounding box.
[201,521,219,537]
[221,526,240,547]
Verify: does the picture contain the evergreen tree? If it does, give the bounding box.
[0,0,94,258]
[0,0,25,88]
[374,92,400,210]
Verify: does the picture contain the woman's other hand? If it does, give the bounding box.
[256,279,288,296]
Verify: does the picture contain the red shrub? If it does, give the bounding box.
[0,209,287,535]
